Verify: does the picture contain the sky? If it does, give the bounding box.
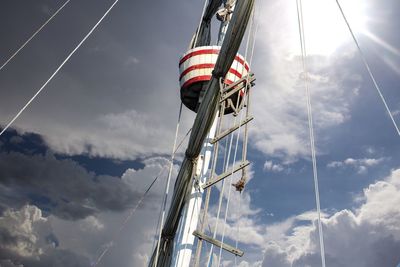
[0,0,400,266]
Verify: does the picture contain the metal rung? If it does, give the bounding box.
[203,160,250,189]
[193,230,244,257]
[210,116,254,144]
[221,75,256,103]
[222,73,255,94]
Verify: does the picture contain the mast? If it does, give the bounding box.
[172,2,237,266]
[149,1,255,266]
[171,119,217,267]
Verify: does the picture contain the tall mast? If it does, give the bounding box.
[172,3,237,266]
[149,1,255,266]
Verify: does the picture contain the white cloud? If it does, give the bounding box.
[0,205,52,257]
[327,157,385,174]
[0,0,360,164]
[261,168,400,267]
[40,108,193,160]
[263,161,284,172]
[392,109,400,116]
[0,157,178,266]
[80,216,104,232]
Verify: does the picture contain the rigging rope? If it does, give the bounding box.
[206,3,257,263]
[92,169,164,267]
[194,104,225,267]
[334,0,400,136]
[193,0,209,47]
[234,6,259,266]
[0,0,71,72]
[154,102,183,266]
[174,128,192,154]
[0,0,121,137]
[152,122,192,266]
[151,187,166,259]
[217,103,244,266]
[206,115,236,266]
[296,1,326,267]
[206,95,245,265]
[216,3,258,264]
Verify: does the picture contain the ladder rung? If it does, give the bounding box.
[210,116,254,144]
[193,230,244,257]
[203,160,250,189]
[221,75,256,103]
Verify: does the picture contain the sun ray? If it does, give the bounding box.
[363,30,400,57]
[298,0,368,56]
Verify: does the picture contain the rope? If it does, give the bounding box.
[154,102,183,266]
[216,2,259,263]
[296,1,326,267]
[174,128,192,154]
[0,0,71,72]
[193,104,225,267]
[205,108,235,265]
[206,1,258,262]
[234,8,259,265]
[234,190,242,266]
[92,170,164,267]
[334,0,400,136]
[217,112,243,266]
[0,0,121,137]
[193,0,209,47]
[173,198,188,266]
[206,107,239,266]
[151,189,165,259]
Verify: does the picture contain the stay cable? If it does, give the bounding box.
[0,0,71,72]
[335,0,400,136]
[0,0,121,137]
[296,1,327,266]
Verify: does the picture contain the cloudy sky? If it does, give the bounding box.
[1,0,400,266]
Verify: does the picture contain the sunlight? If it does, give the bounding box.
[300,0,368,56]
[363,30,400,56]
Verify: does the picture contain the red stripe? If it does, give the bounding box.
[179,63,215,80]
[180,65,243,82]
[179,49,250,71]
[228,68,243,80]
[181,75,212,89]
[179,49,219,66]
[235,57,250,71]
[181,75,237,90]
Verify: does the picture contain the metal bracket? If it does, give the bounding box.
[220,74,256,103]
[203,160,250,189]
[193,230,244,257]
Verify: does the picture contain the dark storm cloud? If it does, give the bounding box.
[0,149,142,220]
[0,248,90,267]
[0,0,199,159]
[0,0,399,266]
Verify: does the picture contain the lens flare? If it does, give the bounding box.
[300,0,368,55]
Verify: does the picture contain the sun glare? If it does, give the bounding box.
[301,0,367,56]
